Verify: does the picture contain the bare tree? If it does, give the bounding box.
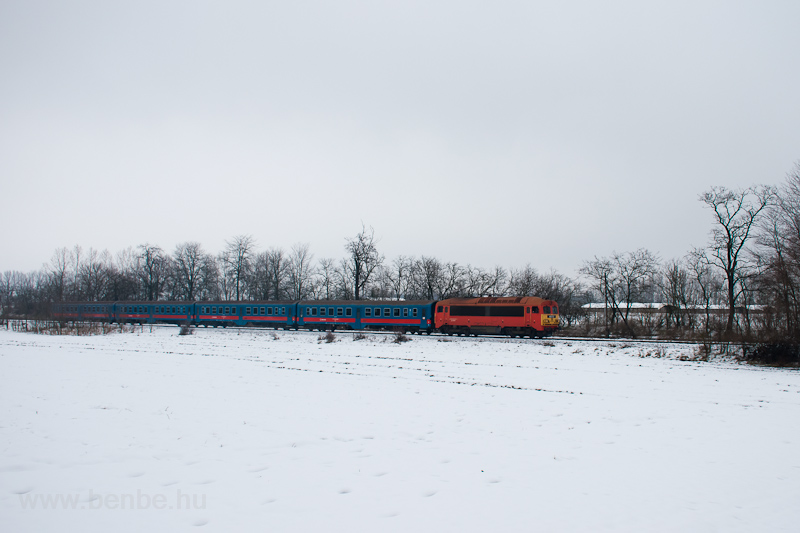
[287,243,314,300]
[344,224,383,300]
[222,235,256,301]
[267,248,288,300]
[580,256,615,335]
[70,245,83,300]
[136,244,169,301]
[686,247,726,336]
[385,255,413,300]
[580,250,658,337]
[700,185,775,333]
[173,242,209,301]
[508,264,539,296]
[613,249,660,321]
[754,162,800,337]
[337,258,355,300]
[659,259,691,329]
[106,247,139,301]
[439,262,465,298]
[80,248,112,301]
[413,256,443,299]
[314,258,338,300]
[45,247,72,302]
[0,271,13,317]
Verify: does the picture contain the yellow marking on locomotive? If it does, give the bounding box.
[541,314,560,326]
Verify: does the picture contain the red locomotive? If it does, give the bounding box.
[434,297,559,337]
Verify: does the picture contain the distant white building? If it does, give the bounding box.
[581,302,766,317]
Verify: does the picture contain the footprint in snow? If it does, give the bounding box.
[192,519,209,527]
[423,490,437,497]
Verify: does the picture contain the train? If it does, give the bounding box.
[52,296,560,337]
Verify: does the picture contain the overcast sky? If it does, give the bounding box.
[1,0,798,276]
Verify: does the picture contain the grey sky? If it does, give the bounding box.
[2,0,798,276]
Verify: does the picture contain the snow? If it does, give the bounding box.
[1,326,799,532]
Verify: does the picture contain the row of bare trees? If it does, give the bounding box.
[2,162,800,342]
[578,162,800,341]
[0,224,586,323]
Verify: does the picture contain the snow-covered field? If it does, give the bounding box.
[1,326,799,532]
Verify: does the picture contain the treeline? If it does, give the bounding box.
[0,227,583,323]
[2,162,800,343]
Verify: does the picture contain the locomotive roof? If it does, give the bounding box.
[438,296,551,305]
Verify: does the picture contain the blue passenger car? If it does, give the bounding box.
[298,300,436,333]
[54,302,114,322]
[196,301,298,328]
[151,302,193,325]
[239,301,298,329]
[115,301,151,324]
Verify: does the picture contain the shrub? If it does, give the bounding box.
[318,331,336,343]
[393,331,409,344]
[744,343,800,367]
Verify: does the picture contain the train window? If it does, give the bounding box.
[543,306,550,314]
[320,308,327,316]
[282,307,286,315]
[258,307,264,314]
[374,308,380,317]
[245,307,251,315]
[413,308,418,317]
[437,305,443,312]
[526,307,530,313]
[266,307,272,315]
[346,308,352,317]
[337,308,343,316]
[393,308,400,317]
[212,306,217,313]
[403,308,408,317]
[532,306,539,313]
[553,306,558,314]
[312,308,318,316]
[365,308,371,317]
[171,306,176,314]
